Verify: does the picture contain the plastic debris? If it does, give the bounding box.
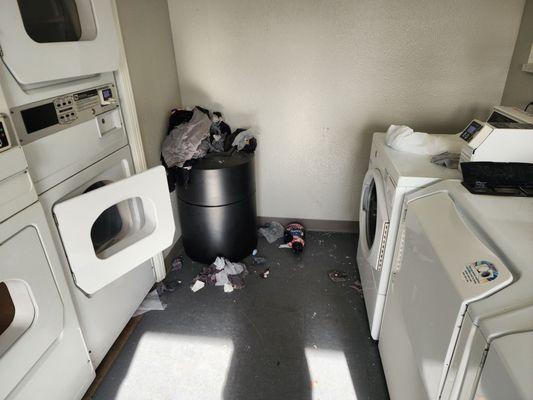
[278,244,291,249]
[260,268,270,279]
[190,280,205,292]
[231,129,257,152]
[258,221,285,244]
[328,270,348,283]
[252,249,258,256]
[156,279,181,295]
[252,256,267,265]
[133,290,167,316]
[192,256,248,292]
[224,283,234,293]
[162,108,212,168]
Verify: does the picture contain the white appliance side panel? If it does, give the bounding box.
[380,192,512,399]
[0,0,119,86]
[475,332,533,400]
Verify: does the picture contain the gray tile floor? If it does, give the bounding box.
[93,232,389,400]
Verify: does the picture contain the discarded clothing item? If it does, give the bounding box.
[258,221,285,244]
[260,268,270,279]
[232,130,257,152]
[193,257,248,292]
[328,270,348,283]
[431,152,460,169]
[133,290,167,316]
[162,107,212,168]
[385,125,461,156]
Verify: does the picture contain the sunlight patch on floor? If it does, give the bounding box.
[114,332,234,400]
[305,347,358,400]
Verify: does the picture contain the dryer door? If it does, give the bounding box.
[53,166,175,295]
[0,0,119,88]
[358,168,389,270]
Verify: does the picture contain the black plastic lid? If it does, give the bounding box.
[177,153,255,206]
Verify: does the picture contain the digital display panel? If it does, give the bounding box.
[21,103,59,134]
[460,121,482,142]
[101,88,113,101]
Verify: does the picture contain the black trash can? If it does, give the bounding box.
[177,152,257,264]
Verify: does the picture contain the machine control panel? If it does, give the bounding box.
[460,121,483,142]
[54,95,77,124]
[11,84,119,145]
[0,117,11,152]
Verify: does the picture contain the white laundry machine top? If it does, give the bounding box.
[371,133,461,188]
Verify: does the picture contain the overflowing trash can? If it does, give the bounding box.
[177,152,257,263]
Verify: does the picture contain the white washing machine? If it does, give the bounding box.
[0,116,94,400]
[0,2,176,368]
[357,132,460,340]
[379,180,533,400]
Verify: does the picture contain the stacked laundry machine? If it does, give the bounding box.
[0,2,174,399]
[357,106,533,399]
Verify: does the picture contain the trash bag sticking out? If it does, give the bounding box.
[228,128,257,153]
[209,112,231,153]
[161,107,212,168]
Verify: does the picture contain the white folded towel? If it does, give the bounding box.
[385,125,460,156]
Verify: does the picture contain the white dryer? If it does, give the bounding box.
[379,180,533,400]
[39,146,174,367]
[0,0,119,89]
[357,132,460,339]
[0,117,94,400]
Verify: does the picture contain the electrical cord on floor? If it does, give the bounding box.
[525,101,533,112]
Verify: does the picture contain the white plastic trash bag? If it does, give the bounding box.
[161,108,212,167]
[385,125,461,156]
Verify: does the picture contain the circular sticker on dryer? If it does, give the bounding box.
[462,261,499,285]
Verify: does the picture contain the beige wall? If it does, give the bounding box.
[168,0,524,222]
[502,0,533,108]
[116,0,181,168]
[116,0,182,252]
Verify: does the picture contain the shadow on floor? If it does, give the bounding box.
[92,232,389,400]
